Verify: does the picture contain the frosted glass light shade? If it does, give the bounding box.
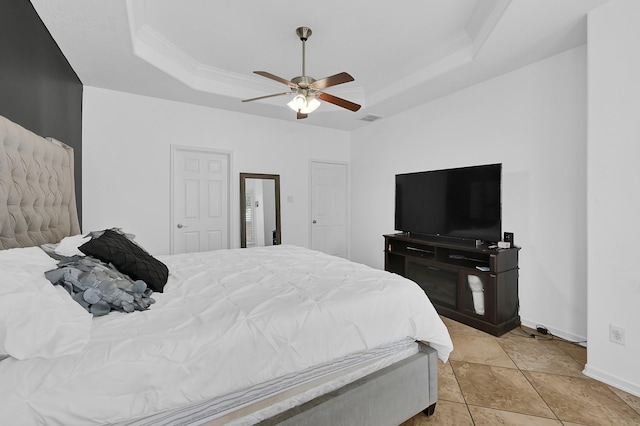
[304,97,321,113]
[287,94,321,114]
[287,94,306,111]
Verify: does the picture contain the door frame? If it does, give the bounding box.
[170,145,233,254]
[309,159,350,259]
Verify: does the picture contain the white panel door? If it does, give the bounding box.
[311,161,348,258]
[172,147,230,254]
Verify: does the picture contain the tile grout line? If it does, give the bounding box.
[494,335,563,422]
[447,329,559,424]
[446,359,476,425]
[515,360,563,422]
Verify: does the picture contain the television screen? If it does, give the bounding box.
[395,164,502,242]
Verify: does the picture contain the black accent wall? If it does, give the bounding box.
[0,0,83,223]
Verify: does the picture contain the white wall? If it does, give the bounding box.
[82,87,350,255]
[350,46,588,341]
[585,0,640,396]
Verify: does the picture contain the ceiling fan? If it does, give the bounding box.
[242,27,361,119]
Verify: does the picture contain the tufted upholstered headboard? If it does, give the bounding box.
[0,115,80,249]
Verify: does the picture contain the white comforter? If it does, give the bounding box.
[0,245,452,425]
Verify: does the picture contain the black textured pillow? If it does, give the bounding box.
[79,229,168,292]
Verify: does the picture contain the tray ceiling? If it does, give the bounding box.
[31,0,609,131]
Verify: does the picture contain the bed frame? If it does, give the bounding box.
[257,343,437,426]
[0,114,438,425]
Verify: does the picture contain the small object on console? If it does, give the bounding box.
[503,232,514,245]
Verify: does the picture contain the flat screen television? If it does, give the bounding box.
[395,163,502,243]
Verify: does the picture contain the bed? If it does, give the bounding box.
[0,114,453,425]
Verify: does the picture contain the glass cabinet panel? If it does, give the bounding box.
[406,261,458,309]
[459,273,496,321]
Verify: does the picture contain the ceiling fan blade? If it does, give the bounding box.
[254,71,297,88]
[242,92,293,103]
[297,111,308,119]
[317,92,361,112]
[310,72,354,90]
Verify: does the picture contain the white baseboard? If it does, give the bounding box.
[583,364,640,397]
[520,318,586,346]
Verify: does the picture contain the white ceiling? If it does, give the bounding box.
[31,0,609,131]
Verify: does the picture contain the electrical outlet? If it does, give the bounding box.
[609,324,626,346]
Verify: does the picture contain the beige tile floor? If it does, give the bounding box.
[402,317,640,426]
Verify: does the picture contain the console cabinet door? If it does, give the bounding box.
[406,259,459,310]
[458,272,497,323]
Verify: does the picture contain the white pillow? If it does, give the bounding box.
[54,234,90,257]
[0,247,92,360]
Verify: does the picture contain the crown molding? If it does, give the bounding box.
[126,0,285,100]
[466,0,512,58]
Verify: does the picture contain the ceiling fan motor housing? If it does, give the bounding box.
[291,75,316,89]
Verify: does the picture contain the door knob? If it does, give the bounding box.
[312,220,317,224]
[177,223,188,229]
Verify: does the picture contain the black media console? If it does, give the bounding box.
[384,233,520,336]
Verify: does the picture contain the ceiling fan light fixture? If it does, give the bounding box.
[287,93,321,114]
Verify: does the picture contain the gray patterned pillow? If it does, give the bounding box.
[45,256,155,316]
